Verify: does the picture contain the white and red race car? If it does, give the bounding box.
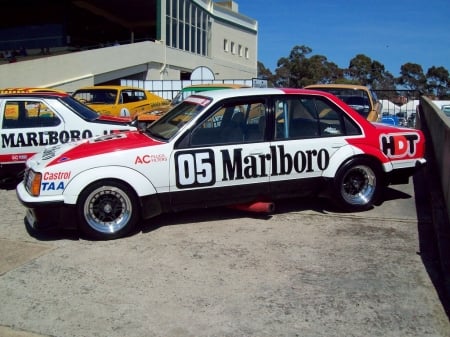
[0,90,136,185]
[17,88,426,240]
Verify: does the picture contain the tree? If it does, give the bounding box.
[348,54,372,85]
[396,63,426,92]
[274,45,312,87]
[369,61,396,91]
[426,66,449,98]
[257,45,449,93]
[273,45,342,87]
[304,55,342,85]
[257,61,276,87]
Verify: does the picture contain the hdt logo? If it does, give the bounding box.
[380,133,419,158]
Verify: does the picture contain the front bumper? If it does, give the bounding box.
[16,183,78,230]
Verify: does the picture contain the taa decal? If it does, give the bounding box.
[175,145,330,189]
[175,149,215,188]
[380,133,419,158]
[41,181,65,191]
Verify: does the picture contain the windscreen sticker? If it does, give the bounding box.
[184,96,211,106]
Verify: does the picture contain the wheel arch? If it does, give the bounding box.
[63,166,157,205]
[322,145,388,179]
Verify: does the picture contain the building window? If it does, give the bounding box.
[231,41,235,54]
[245,47,249,59]
[238,44,242,57]
[165,0,210,56]
[224,39,228,52]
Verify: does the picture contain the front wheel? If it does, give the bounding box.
[77,180,140,240]
[333,158,383,211]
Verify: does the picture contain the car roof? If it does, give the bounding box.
[304,84,368,91]
[188,87,336,100]
[74,85,144,91]
[0,91,69,98]
[0,87,66,95]
[181,83,250,91]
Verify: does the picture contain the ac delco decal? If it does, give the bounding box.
[1,129,120,148]
[380,133,419,158]
[135,154,168,164]
[175,145,329,189]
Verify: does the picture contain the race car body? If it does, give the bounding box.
[304,84,382,122]
[17,88,426,240]
[0,91,136,184]
[72,85,171,122]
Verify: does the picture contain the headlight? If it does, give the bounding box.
[25,169,42,196]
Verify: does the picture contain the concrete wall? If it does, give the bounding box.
[417,96,450,225]
[0,40,257,93]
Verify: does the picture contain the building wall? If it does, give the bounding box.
[0,0,258,91]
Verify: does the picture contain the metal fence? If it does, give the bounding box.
[120,78,257,101]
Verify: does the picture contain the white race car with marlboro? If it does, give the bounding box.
[17,88,426,240]
[0,89,136,186]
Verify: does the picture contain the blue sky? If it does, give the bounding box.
[236,0,450,77]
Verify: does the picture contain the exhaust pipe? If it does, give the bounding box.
[229,201,275,213]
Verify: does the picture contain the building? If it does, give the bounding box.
[0,0,258,92]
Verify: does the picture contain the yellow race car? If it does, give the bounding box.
[72,85,171,122]
[304,84,381,122]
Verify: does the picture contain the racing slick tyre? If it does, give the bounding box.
[332,157,383,212]
[77,180,140,240]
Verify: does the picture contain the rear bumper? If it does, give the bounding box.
[387,158,426,185]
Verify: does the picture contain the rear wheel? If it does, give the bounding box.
[77,180,139,240]
[333,158,382,211]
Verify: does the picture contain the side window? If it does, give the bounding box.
[315,97,361,136]
[275,97,320,139]
[274,96,361,140]
[2,100,60,129]
[122,90,145,103]
[190,99,267,146]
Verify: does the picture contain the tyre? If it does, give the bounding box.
[333,158,382,211]
[77,180,140,240]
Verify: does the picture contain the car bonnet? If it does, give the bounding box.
[29,131,163,169]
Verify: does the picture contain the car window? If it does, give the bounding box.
[60,96,100,121]
[190,98,267,146]
[147,97,210,140]
[121,90,145,103]
[274,96,360,140]
[2,100,61,129]
[73,89,117,104]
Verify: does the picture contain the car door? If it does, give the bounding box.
[168,96,272,211]
[0,98,65,164]
[269,94,362,198]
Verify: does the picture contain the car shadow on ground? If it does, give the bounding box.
[139,187,410,235]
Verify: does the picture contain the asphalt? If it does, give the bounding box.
[0,172,449,337]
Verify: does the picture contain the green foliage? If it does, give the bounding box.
[257,45,449,99]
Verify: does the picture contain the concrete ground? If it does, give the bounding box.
[0,174,449,337]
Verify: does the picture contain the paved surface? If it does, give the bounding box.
[0,175,449,337]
